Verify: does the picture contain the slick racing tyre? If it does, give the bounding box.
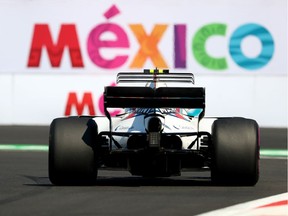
[211,117,260,186]
[49,117,98,185]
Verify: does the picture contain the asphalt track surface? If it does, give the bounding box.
[0,126,287,216]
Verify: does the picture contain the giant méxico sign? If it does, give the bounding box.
[0,1,286,126]
[26,5,275,72]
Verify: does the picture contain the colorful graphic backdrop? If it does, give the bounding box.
[0,0,287,126]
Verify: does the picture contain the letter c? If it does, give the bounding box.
[192,23,228,70]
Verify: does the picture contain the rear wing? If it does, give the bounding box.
[117,73,194,84]
[104,86,205,142]
[104,86,205,109]
[103,70,206,148]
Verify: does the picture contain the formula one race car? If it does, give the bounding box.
[49,69,260,186]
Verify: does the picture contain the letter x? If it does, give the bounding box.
[129,24,168,68]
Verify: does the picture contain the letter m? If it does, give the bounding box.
[65,92,95,116]
[27,24,84,67]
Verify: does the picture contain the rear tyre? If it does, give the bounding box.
[49,117,98,185]
[211,117,260,186]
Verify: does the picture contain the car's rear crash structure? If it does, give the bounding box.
[49,69,260,186]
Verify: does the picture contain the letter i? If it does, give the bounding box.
[174,25,186,68]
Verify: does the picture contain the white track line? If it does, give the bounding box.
[196,192,288,216]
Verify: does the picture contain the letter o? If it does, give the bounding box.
[229,23,274,70]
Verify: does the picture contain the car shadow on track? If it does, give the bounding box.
[23,175,213,187]
[95,175,212,187]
